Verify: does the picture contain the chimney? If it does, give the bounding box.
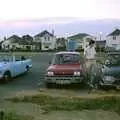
[52,29,54,36]
[4,36,7,41]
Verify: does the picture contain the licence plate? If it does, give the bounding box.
[56,80,70,84]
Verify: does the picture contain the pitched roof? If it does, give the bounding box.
[68,33,90,40]
[6,35,34,45]
[0,41,3,44]
[34,30,54,37]
[107,29,120,36]
[7,35,22,43]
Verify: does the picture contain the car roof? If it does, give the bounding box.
[55,51,80,55]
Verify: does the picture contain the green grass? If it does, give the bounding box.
[7,94,120,115]
[4,112,34,120]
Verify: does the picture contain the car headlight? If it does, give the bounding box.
[105,60,110,65]
[47,71,54,76]
[74,71,80,76]
[103,76,115,81]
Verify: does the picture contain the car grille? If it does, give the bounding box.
[54,72,74,76]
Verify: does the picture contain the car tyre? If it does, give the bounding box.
[2,72,11,83]
[26,66,30,73]
[45,82,53,88]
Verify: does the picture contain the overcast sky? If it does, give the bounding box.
[0,0,119,38]
[0,0,119,21]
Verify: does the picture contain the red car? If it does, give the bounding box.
[45,51,86,87]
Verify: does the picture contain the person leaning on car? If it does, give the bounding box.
[84,39,97,89]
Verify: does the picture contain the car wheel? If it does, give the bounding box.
[45,82,51,88]
[116,85,120,90]
[26,66,29,73]
[2,72,11,83]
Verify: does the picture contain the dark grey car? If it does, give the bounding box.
[98,52,120,89]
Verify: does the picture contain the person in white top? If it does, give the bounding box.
[84,40,97,90]
[84,41,96,60]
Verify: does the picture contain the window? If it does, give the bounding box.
[3,45,5,48]
[44,37,47,40]
[52,54,80,64]
[113,36,116,40]
[48,37,50,41]
[45,46,49,48]
[12,45,16,49]
[112,44,117,48]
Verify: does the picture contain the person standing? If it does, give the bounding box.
[84,40,97,90]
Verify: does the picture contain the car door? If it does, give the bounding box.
[13,60,23,76]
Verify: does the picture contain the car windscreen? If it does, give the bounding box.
[0,56,14,62]
[52,54,80,64]
[105,54,120,66]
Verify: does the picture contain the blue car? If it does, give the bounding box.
[0,55,32,83]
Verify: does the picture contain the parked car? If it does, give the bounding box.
[96,52,120,89]
[0,55,32,83]
[45,51,86,87]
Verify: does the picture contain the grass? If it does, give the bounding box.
[6,94,120,115]
[4,112,34,120]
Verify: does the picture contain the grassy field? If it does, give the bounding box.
[0,89,119,120]
[7,93,120,114]
[4,112,33,120]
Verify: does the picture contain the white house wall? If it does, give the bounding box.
[2,41,19,50]
[41,36,56,50]
[106,35,120,47]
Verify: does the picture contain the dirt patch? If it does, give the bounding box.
[5,88,120,99]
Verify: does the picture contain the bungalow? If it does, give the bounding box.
[68,33,96,49]
[1,35,36,51]
[2,35,21,50]
[106,28,120,50]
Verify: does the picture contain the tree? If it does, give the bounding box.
[56,37,66,50]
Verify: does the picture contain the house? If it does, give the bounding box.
[106,28,120,50]
[1,35,36,51]
[68,33,96,49]
[2,35,21,50]
[33,30,56,50]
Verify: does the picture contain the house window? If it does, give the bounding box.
[7,45,10,49]
[12,45,16,49]
[112,44,117,48]
[113,36,116,40]
[48,37,50,41]
[3,45,5,48]
[44,37,47,41]
[45,46,49,48]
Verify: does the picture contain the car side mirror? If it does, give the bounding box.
[49,61,51,64]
